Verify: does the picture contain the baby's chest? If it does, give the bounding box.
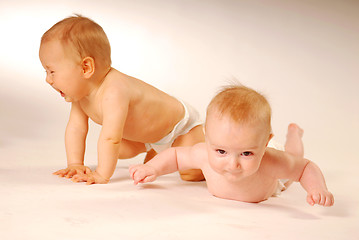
[206,175,278,202]
[80,101,102,124]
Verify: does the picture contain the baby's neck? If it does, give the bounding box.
[94,66,112,84]
[84,67,112,100]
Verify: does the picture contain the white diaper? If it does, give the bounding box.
[272,179,289,197]
[267,139,284,151]
[145,100,203,153]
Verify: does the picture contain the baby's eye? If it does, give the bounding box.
[45,70,54,75]
[216,149,227,155]
[241,151,253,157]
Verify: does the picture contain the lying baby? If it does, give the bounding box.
[129,85,334,206]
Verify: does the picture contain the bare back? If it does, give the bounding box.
[78,68,184,143]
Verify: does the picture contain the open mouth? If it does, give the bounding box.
[59,90,65,97]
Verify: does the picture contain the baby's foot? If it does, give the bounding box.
[287,123,304,138]
[285,123,304,157]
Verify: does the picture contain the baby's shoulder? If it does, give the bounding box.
[191,142,206,153]
[103,71,127,90]
[189,143,208,163]
[260,148,291,178]
[100,73,132,99]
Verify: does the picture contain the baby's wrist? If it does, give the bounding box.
[147,165,158,174]
[94,170,110,182]
[68,163,84,167]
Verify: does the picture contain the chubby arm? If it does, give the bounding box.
[93,89,130,183]
[70,86,130,184]
[129,145,202,184]
[299,161,334,206]
[53,102,90,178]
[265,148,334,206]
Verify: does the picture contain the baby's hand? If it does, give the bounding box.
[129,164,157,185]
[307,190,334,207]
[71,170,110,185]
[53,165,91,179]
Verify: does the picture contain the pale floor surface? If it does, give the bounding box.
[1,137,358,240]
[1,1,359,239]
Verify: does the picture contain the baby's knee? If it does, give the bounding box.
[179,169,205,181]
[118,141,146,159]
[173,125,205,147]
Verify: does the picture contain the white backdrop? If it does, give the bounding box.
[0,0,358,239]
[1,0,358,161]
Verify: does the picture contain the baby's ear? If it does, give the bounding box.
[82,57,95,78]
[265,133,274,147]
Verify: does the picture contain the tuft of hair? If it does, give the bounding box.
[207,84,272,129]
[41,14,111,68]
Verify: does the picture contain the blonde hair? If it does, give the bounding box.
[206,85,272,132]
[41,14,111,69]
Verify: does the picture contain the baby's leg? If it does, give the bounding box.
[172,125,205,181]
[118,139,147,159]
[285,123,304,158]
[144,149,157,164]
[283,123,304,188]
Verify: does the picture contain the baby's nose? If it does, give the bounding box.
[46,76,53,85]
[229,157,240,170]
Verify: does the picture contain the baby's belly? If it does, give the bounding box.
[207,179,278,203]
[122,121,174,143]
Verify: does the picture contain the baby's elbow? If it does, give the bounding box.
[296,158,311,182]
[104,137,121,145]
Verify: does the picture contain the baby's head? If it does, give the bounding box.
[40,14,111,70]
[206,85,272,134]
[204,85,273,180]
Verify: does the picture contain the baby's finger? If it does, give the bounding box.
[72,173,87,183]
[142,175,156,183]
[53,170,63,175]
[133,175,142,185]
[71,175,79,182]
[86,176,95,185]
[129,167,136,179]
[131,168,144,181]
[319,194,327,206]
[129,165,141,178]
[85,167,92,174]
[323,197,330,207]
[71,175,80,182]
[54,169,68,177]
[324,195,334,207]
[306,195,315,206]
[65,169,76,178]
[133,172,145,185]
[312,193,321,205]
[128,165,135,171]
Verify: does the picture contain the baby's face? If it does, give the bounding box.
[205,112,270,182]
[39,40,86,102]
